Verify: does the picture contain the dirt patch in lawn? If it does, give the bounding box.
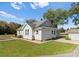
[0,35,15,41]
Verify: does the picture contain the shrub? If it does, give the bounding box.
[17,35,23,38]
[58,28,65,33]
[65,35,70,40]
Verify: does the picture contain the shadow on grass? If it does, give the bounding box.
[45,35,65,41]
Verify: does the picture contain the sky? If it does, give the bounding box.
[0,2,78,29]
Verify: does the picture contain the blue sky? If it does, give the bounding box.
[0,2,77,29]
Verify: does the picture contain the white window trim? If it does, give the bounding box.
[36,30,38,34]
[25,29,29,35]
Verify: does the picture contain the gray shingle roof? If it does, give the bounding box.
[17,26,22,30]
[17,20,53,31]
[17,24,27,31]
[27,20,52,28]
[67,29,79,34]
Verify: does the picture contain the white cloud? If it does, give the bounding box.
[11,2,24,10]
[0,11,16,18]
[30,3,36,9]
[30,2,49,9]
[0,11,24,22]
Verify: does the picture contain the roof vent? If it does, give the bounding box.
[41,18,43,21]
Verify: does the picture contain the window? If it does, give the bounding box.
[19,31,20,34]
[36,30,38,34]
[52,30,55,35]
[28,29,29,34]
[25,29,29,35]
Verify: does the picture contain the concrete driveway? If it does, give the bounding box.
[54,38,79,45]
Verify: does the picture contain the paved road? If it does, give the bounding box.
[72,45,79,57]
[41,45,79,57]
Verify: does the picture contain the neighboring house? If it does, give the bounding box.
[67,29,79,40]
[17,20,59,41]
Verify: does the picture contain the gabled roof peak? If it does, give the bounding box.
[17,19,53,31]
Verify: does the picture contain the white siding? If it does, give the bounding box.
[17,30,23,36]
[34,30,42,40]
[34,27,58,41]
[17,23,33,40]
[17,31,19,36]
[42,28,58,40]
[23,23,33,40]
[69,34,79,40]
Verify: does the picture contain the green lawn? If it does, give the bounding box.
[0,39,76,57]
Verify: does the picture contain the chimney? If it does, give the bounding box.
[41,18,43,21]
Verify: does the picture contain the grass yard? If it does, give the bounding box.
[0,39,76,57]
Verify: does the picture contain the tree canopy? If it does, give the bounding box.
[69,2,79,25]
[43,8,69,28]
[0,21,21,35]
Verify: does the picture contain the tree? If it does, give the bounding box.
[69,2,79,25]
[43,9,69,28]
[58,28,65,33]
[8,22,21,34]
[0,21,21,35]
[0,21,7,34]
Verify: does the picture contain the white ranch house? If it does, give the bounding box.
[17,20,59,41]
